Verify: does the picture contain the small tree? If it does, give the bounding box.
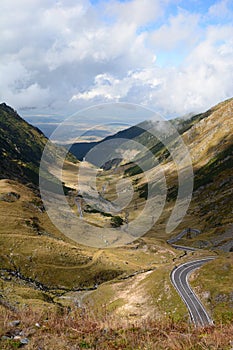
[111,216,123,228]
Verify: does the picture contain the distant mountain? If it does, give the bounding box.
[67,107,211,162]
[68,123,146,160]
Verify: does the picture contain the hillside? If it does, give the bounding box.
[70,98,233,250]
[108,98,233,250]
[165,99,232,249]
[0,103,76,186]
[0,103,48,184]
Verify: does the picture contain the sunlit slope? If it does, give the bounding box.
[122,98,233,249]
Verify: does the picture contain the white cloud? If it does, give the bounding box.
[0,0,232,118]
[151,24,233,114]
[105,0,165,26]
[208,0,233,19]
[0,60,50,108]
[72,21,233,115]
[71,69,161,102]
[150,10,201,51]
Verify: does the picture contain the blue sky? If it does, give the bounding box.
[0,0,233,121]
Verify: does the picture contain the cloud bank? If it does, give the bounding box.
[0,0,233,118]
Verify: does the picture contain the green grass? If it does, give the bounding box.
[190,255,233,323]
[194,143,233,190]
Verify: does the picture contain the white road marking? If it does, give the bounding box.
[171,257,215,327]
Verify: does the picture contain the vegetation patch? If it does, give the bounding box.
[0,304,233,350]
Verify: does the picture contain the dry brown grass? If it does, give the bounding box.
[0,305,232,350]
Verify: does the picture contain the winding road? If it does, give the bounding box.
[170,257,215,327]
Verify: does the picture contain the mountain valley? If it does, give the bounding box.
[0,99,232,349]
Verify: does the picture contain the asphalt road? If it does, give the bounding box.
[171,244,197,252]
[171,257,215,327]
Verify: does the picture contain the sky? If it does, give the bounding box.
[0,0,233,122]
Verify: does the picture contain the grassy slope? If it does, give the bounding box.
[0,103,76,187]
[123,98,233,246]
[190,254,233,324]
[0,103,48,184]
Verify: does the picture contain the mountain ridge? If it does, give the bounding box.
[0,102,77,186]
[67,97,233,162]
[0,103,51,185]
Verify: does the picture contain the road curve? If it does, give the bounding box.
[171,244,197,252]
[171,257,215,327]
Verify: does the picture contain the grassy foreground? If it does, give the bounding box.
[0,305,233,350]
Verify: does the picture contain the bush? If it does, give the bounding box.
[111,216,124,228]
